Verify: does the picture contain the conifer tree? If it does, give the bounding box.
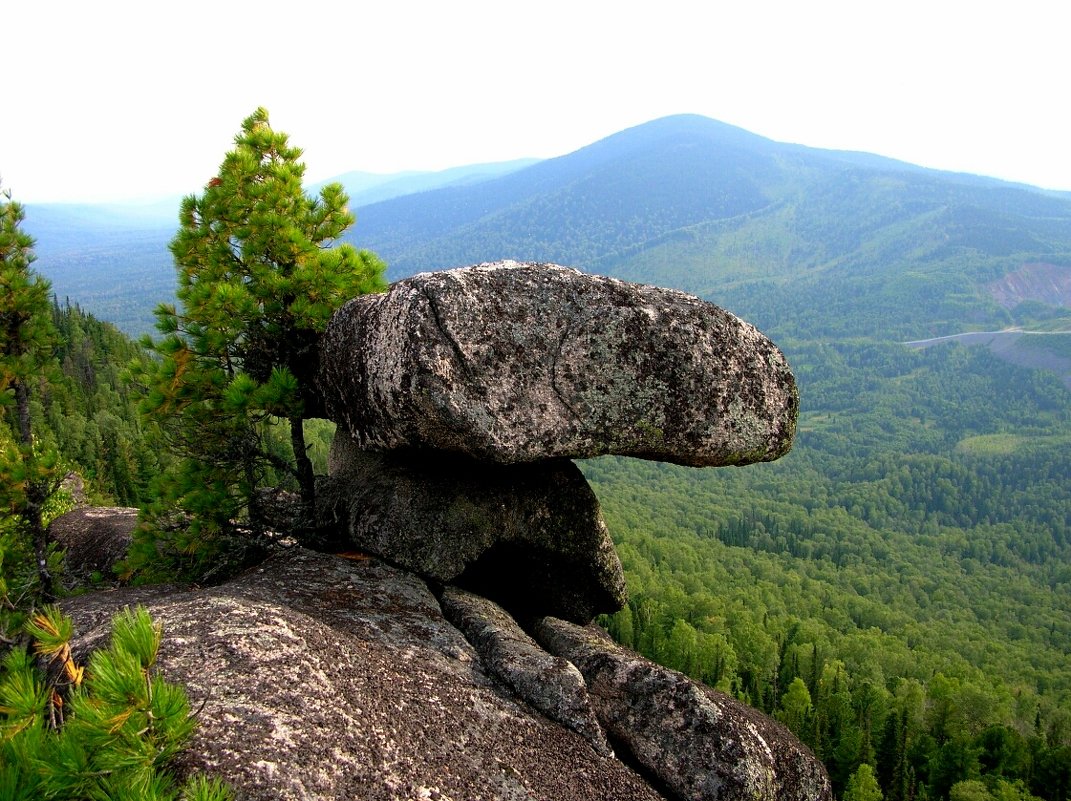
[0,605,233,799]
[843,763,884,801]
[0,181,61,598]
[877,708,910,801]
[779,676,815,744]
[135,109,386,573]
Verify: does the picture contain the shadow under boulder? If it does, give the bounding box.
[318,440,626,623]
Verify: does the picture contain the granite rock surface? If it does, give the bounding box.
[319,261,798,467]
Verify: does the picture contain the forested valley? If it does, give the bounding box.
[587,340,1071,801]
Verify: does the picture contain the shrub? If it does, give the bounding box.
[0,604,231,800]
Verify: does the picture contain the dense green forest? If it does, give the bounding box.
[587,341,1071,801]
[42,301,167,504]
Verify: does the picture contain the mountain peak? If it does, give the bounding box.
[554,114,777,169]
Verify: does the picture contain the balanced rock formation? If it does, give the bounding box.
[315,261,799,626]
[319,434,626,623]
[318,261,798,467]
[48,262,820,798]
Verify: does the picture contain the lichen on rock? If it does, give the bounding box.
[534,617,833,801]
[318,261,798,467]
[61,549,662,801]
[439,585,613,757]
[318,435,627,623]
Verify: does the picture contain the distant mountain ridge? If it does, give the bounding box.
[311,158,540,208]
[337,114,1071,350]
[347,115,792,277]
[25,113,1071,345]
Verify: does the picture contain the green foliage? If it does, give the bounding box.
[0,482,71,645]
[0,191,227,795]
[0,181,62,599]
[0,185,54,393]
[844,763,884,801]
[4,184,159,604]
[0,605,232,800]
[951,780,996,801]
[0,297,169,609]
[779,677,814,738]
[589,339,1071,800]
[46,299,169,506]
[131,108,386,581]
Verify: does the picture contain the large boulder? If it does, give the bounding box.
[534,617,832,801]
[318,261,798,467]
[49,506,138,586]
[62,549,662,801]
[318,436,627,623]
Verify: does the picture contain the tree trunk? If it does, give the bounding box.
[15,378,55,599]
[26,487,54,601]
[14,378,32,446]
[289,415,316,536]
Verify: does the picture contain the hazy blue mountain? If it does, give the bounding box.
[25,160,536,335]
[345,114,1071,345]
[347,115,794,276]
[25,202,177,334]
[27,113,1071,357]
[27,200,177,242]
[311,158,540,208]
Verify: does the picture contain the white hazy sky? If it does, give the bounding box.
[4,0,1069,203]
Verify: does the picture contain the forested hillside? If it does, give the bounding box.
[18,114,1071,800]
[37,301,166,505]
[28,206,174,335]
[585,341,1071,800]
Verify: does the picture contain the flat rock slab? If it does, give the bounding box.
[319,261,798,466]
[534,617,832,801]
[61,549,663,801]
[319,438,627,623]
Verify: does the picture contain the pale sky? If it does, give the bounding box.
[4,0,1069,203]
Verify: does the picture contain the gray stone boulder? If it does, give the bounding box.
[439,585,613,757]
[318,435,627,623]
[318,261,798,467]
[534,617,833,801]
[49,506,138,586]
[61,549,664,801]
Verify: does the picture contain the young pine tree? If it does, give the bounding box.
[132,109,386,578]
[0,605,233,800]
[843,763,884,801]
[0,181,62,599]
